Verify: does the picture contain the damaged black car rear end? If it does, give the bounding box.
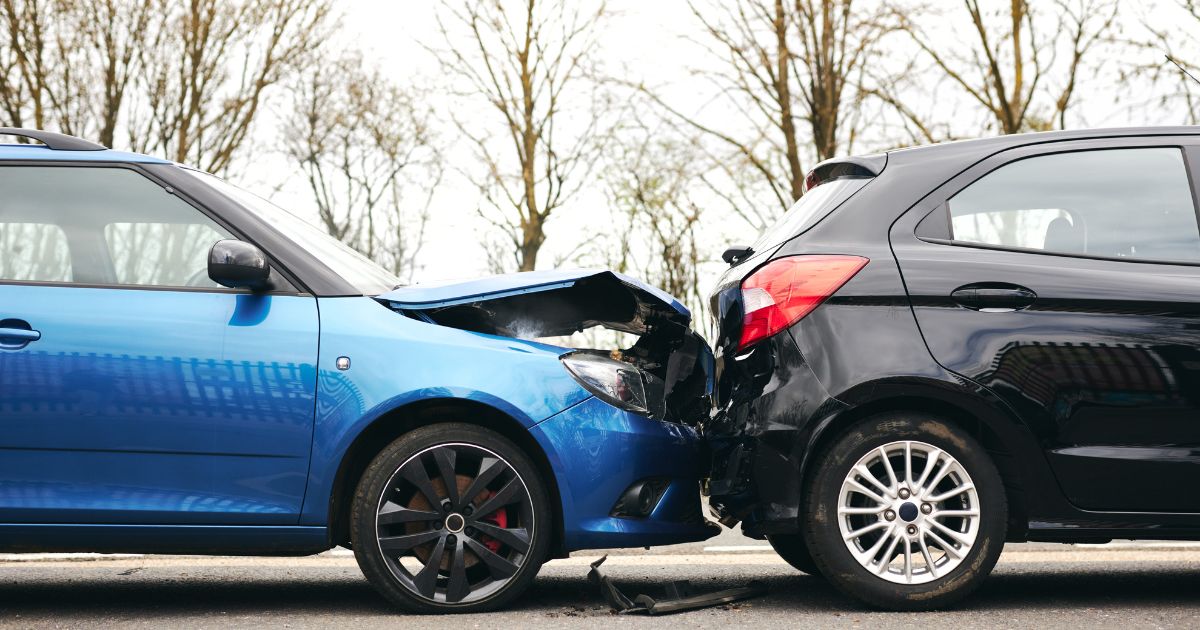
[705,127,1200,611]
[706,155,889,534]
[705,147,1013,612]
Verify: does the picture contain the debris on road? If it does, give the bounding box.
[587,556,767,615]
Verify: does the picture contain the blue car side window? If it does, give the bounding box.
[0,166,232,287]
[0,222,71,282]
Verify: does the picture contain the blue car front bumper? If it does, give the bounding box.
[530,396,719,551]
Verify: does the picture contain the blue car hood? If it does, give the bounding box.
[380,269,691,338]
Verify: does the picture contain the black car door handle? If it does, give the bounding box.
[950,284,1037,312]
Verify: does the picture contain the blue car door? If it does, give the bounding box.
[0,164,318,524]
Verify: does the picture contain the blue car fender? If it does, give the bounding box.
[298,296,590,526]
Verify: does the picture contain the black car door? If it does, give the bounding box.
[890,136,1200,512]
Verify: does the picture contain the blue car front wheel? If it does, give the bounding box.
[351,423,551,613]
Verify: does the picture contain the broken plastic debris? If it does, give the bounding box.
[587,555,767,615]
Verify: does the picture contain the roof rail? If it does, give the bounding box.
[0,127,106,151]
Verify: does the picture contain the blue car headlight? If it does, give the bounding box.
[560,352,651,415]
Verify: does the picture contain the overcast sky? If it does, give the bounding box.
[244,1,1196,291]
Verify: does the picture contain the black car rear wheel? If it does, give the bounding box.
[351,423,551,614]
[767,533,820,576]
[803,413,1006,610]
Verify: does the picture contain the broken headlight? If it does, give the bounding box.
[560,352,651,416]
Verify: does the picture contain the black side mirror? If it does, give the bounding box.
[208,239,270,290]
[722,245,754,265]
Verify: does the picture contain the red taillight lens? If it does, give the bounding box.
[737,255,868,353]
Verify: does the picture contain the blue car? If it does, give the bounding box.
[0,128,717,613]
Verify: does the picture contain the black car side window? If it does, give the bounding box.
[946,148,1200,262]
[0,166,233,287]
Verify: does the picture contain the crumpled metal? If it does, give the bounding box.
[587,555,767,615]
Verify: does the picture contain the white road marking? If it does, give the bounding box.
[1092,541,1200,550]
[703,545,774,552]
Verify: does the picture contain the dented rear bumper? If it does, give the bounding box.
[705,324,847,538]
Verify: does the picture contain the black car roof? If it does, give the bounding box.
[887,125,1200,159]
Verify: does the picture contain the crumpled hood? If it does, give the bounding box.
[379,269,691,338]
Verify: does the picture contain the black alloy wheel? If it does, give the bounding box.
[352,423,550,613]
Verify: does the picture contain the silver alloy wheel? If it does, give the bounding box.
[836,440,980,585]
[374,442,535,605]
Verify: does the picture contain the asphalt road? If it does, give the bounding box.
[4,532,1200,629]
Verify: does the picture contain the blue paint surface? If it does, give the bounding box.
[531,396,715,550]
[0,285,318,524]
[1,289,712,551]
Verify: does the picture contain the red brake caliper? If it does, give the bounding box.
[477,490,508,553]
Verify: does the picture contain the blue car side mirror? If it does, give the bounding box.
[208,239,270,290]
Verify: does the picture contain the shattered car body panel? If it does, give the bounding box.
[383,269,715,427]
[588,555,767,615]
[380,269,690,336]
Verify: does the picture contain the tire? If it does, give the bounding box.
[351,423,552,614]
[767,533,821,576]
[803,413,1006,610]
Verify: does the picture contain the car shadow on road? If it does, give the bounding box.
[1,568,393,618]
[4,563,1200,619]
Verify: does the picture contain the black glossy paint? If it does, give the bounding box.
[707,127,1200,543]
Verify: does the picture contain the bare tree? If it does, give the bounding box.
[283,54,443,281]
[0,0,332,169]
[131,0,334,173]
[631,0,896,231]
[896,0,1120,134]
[0,0,158,146]
[0,0,59,132]
[602,118,708,320]
[1129,1,1200,125]
[58,0,158,147]
[430,0,611,272]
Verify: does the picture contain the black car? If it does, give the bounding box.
[706,126,1200,610]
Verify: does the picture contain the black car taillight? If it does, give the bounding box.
[737,255,868,353]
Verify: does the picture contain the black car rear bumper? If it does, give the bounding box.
[705,326,846,537]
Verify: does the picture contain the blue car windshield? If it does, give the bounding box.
[186,169,401,295]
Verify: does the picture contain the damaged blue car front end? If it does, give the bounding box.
[379,270,719,552]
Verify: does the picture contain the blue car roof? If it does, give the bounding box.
[0,143,170,164]
[381,269,691,319]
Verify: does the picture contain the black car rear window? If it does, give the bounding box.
[751,177,872,252]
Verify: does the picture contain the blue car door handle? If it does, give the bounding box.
[0,322,41,345]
